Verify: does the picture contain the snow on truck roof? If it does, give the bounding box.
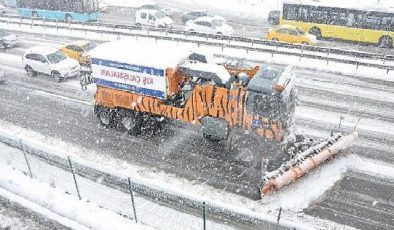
[283,0,394,13]
[88,40,195,70]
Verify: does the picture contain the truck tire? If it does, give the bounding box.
[225,131,262,168]
[117,110,142,135]
[95,105,114,128]
[201,117,230,142]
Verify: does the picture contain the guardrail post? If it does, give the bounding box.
[19,140,33,178]
[356,62,359,70]
[326,50,330,65]
[276,207,282,230]
[67,156,82,200]
[300,45,304,61]
[128,177,138,223]
[202,201,206,230]
[31,19,33,29]
[387,69,390,74]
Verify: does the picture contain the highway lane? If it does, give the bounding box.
[1,65,393,229]
[305,171,394,230]
[1,34,394,229]
[3,5,394,56]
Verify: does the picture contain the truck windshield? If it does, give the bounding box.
[47,51,67,64]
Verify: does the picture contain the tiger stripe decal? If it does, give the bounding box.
[95,85,284,141]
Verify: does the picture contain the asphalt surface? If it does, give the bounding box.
[0,194,71,230]
[0,30,393,229]
[3,5,394,56]
[306,171,394,230]
[99,5,394,55]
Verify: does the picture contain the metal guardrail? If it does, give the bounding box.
[0,14,393,72]
[0,132,307,230]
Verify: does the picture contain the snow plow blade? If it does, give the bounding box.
[261,132,358,197]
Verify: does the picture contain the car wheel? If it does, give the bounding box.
[136,23,142,29]
[301,41,309,45]
[52,72,63,82]
[25,66,36,77]
[272,38,279,42]
[217,32,222,35]
[65,14,73,23]
[379,36,392,48]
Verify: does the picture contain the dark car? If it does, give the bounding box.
[182,11,208,24]
[268,10,280,25]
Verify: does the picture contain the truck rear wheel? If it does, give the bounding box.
[118,110,142,135]
[95,106,114,128]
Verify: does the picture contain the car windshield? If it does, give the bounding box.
[82,42,98,51]
[46,51,67,64]
[295,28,305,35]
[155,11,165,19]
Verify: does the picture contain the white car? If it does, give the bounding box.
[22,46,81,82]
[186,16,233,35]
[135,9,173,28]
[0,29,18,48]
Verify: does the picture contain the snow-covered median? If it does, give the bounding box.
[0,161,150,230]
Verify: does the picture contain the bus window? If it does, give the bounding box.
[283,4,298,21]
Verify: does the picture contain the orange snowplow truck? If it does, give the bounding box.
[88,40,356,198]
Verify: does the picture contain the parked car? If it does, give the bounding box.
[266,25,317,45]
[268,10,280,25]
[186,16,233,35]
[0,29,18,48]
[22,46,81,82]
[182,10,208,24]
[60,40,98,65]
[137,4,173,17]
[135,9,173,28]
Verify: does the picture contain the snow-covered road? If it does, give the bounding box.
[0,32,393,229]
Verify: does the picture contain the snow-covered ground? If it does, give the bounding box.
[0,117,393,229]
[0,156,151,229]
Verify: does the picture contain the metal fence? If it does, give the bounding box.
[0,14,393,73]
[0,132,301,230]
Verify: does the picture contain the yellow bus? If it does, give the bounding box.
[280,0,394,47]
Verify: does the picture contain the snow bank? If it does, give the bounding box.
[0,120,364,230]
[0,162,150,230]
